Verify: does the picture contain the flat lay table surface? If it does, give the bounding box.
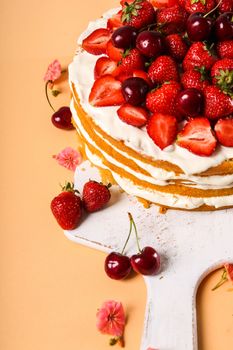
[1,0,233,349]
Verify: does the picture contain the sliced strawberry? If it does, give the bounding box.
[177,118,217,156]
[225,263,233,282]
[116,70,152,85]
[116,72,132,83]
[106,40,124,61]
[89,75,125,107]
[94,57,121,79]
[117,104,149,127]
[82,28,111,55]
[214,118,233,147]
[147,113,178,150]
[107,10,123,31]
[133,70,153,86]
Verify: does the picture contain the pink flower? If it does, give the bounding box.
[224,263,233,282]
[53,147,82,171]
[44,59,62,82]
[96,300,125,337]
[147,348,159,350]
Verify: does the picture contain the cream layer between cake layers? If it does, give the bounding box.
[69,8,233,210]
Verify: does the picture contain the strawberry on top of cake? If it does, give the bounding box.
[80,0,233,157]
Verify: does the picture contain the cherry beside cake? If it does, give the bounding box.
[69,0,233,211]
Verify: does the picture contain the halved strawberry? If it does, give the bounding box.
[214,118,233,147]
[89,75,125,107]
[94,57,121,79]
[107,10,123,31]
[117,104,149,127]
[177,118,217,156]
[82,28,111,55]
[117,69,152,85]
[147,113,178,150]
[106,41,124,61]
[133,70,153,86]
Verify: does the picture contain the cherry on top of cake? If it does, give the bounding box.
[80,0,233,156]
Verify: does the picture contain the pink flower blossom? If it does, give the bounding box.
[96,300,125,337]
[53,147,82,171]
[147,348,159,350]
[44,59,62,82]
[224,263,233,282]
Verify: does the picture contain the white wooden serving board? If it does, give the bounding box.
[64,161,233,350]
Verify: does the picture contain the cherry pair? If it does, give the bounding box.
[104,213,160,280]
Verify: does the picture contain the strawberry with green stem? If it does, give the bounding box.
[121,0,156,29]
[211,58,233,98]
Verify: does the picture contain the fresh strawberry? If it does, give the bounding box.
[89,75,125,107]
[146,81,182,118]
[94,57,121,79]
[51,182,82,230]
[165,34,188,61]
[147,113,178,149]
[119,48,145,73]
[216,40,233,60]
[121,0,156,29]
[183,42,217,71]
[181,67,210,91]
[82,28,111,55]
[203,85,233,119]
[218,0,233,13]
[117,69,152,86]
[211,58,233,96]
[184,0,216,14]
[214,118,233,147]
[148,55,179,84]
[106,41,124,62]
[117,103,149,127]
[82,180,111,212]
[177,118,217,156]
[156,5,188,34]
[178,0,186,7]
[107,10,123,31]
[150,0,180,7]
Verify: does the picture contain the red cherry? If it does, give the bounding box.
[111,25,138,49]
[136,31,164,58]
[105,252,132,280]
[51,107,74,130]
[187,12,213,42]
[215,12,233,41]
[122,77,149,105]
[176,88,203,117]
[130,246,161,276]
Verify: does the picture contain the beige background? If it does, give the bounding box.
[1,0,232,349]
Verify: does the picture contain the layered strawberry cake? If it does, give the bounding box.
[69,0,233,211]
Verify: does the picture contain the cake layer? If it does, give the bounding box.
[70,91,233,210]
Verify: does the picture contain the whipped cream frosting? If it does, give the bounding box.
[69,8,233,209]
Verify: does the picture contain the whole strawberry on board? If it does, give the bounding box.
[82,180,111,213]
[51,182,82,230]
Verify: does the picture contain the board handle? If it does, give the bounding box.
[141,275,198,350]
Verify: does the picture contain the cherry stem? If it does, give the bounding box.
[121,215,133,255]
[128,212,141,253]
[204,0,222,18]
[212,268,228,291]
[45,80,55,111]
